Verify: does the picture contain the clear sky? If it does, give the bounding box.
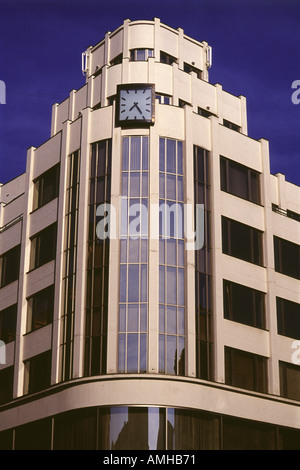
[0,0,299,185]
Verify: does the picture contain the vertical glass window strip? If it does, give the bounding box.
[84,140,112,376]
[60,150,80,382]
[194,146,213,380]
[159,138,185,376]
[118,136,149,373]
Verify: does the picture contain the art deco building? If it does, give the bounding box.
[0,18,299,450]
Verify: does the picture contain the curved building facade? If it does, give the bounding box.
[0,18,300,450]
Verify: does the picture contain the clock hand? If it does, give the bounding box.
[129,102,138,111]
[135,104,143,115]
[129,102,143,115]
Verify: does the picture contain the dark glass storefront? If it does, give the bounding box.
[0,406,299,450]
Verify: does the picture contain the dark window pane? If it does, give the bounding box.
[0,304,17,343]
[0,429,13,450]
[0,366,14,405]
[280,361,300,401]
[27,285,54,332]
[220,156,260,204]
[15,418,52,450]
[274,236,300,280]
[223,417,276,450]
[225,347,267,393]
[277,297,300,340]
[54,409,97,450]
[30,224,57,270]
[0,245,21,287]
[222,217,263,266]
[279,427,300,450]
[25,350,51,395]
[250,171,260,204]
[223,280,265,329]
[33,164,60,210]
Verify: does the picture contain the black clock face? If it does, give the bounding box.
[116,84,155,127]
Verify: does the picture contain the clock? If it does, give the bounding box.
[116,83,155,127]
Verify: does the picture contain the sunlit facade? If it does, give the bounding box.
[0,18,300,450]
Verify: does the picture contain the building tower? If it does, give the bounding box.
[0,18,299,450]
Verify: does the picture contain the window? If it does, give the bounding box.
[0,366,14,405]
[279,361,300,401]
[178,99,189,108]
[183,62,202,79]
[24,350,51,395]
[85,141,111,377]
[223,119,241,132]
[159,138,185,376]
[167,408,219,450]
[222,216,263,266]
[220,156,261,204]
[130,49,153,61]
[98,407,166,450]
[0,245,21,288]
[198,107,213,118]
[110,53,122,66]
[223,416,276,450]
[274,236,300,280]
[14,418,52,450]
[225,346,268,393]
[54,409,97,450]
[33,164,60,211]
[119,137,149,374]
[27,285,54,333]
[0,304,17,343]
[30,223,57,270]
[272,204,300,222]
[160,51,177,65]
[61,150,80,382]
[156,94,171,105]
[277,297,300,340]
[194,146,213,380]
[223,280,265,329]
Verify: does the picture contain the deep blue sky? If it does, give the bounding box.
[0,0,299,185]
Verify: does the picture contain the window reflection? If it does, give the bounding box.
[99,407,165,450]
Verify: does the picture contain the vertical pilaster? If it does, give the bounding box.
[240,95,248,135]
[184,104,196,377]
[154,18,160,61]
[277,173,287,210]
[13,146,35,397]
[72,107,92,378]
[106,126,122,374]
[260,138,280,396]
[209,115,225,383]
[51,103,58,137]
[148,126,159,374]
[51,120,71,384]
